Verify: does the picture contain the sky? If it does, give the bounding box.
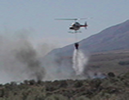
[0,0,129,47]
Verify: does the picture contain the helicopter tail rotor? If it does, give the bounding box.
[84,22,88,29]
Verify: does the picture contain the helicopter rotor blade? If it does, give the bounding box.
[55,17,91,21]
[55,18,78,21]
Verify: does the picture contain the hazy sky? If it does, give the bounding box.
[0,0,129,47]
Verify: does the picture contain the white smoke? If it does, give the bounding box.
[72,49,89,76]
[0,31,78,83]
[42,53,75,81]
[0,30,90,83]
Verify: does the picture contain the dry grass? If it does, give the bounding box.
[87,49,129,75]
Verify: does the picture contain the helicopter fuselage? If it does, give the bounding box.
[69,22,87,31]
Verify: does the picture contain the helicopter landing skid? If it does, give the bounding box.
[68,31,82,34]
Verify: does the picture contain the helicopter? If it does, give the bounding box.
[56,18,88,33]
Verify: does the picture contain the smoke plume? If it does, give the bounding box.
[14,39,45,81]
[0,30,90,83]
[0,33,45,83]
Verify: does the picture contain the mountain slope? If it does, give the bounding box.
[80,19,129,52]
[42,19,129,80]
[52,19,129,57]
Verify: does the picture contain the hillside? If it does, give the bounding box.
[42,20,129,80]
[49,19,129,57]
[87,50,129,75]
[81,19,129,52]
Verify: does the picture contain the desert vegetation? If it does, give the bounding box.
[0,71,128,100]
[0,50,128,100]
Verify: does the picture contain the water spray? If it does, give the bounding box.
[72,39,89,77]
[71,29,90,78]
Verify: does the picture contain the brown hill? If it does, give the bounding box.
[50,19,129,57]
[42,20,129,79]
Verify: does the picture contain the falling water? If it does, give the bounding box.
[72,49,88,76]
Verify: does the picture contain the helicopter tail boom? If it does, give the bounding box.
[80,22,88,29]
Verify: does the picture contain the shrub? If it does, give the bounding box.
[74,81,83,88]
[45,94,68,100]
[75,96,90,100]
[118,61,129,65]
